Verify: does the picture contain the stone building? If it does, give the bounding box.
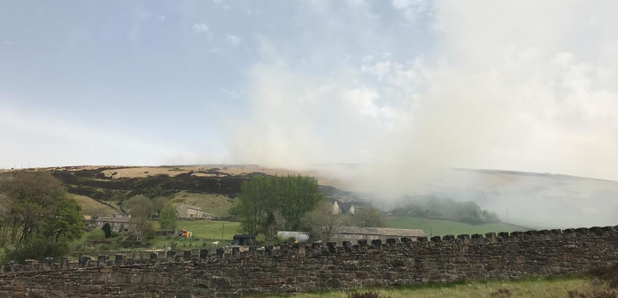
[331,226,425,244]
[91,214,136,232]
[177,203,204,218]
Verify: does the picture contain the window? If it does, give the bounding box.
[344,234,352,239]
[356,234,363,239]
[370,236,379,240]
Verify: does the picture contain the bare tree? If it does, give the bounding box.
[301,201,343,242]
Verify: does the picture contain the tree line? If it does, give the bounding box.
[234,175,392,243]
[233,175,324,242]
[391,196,501,224]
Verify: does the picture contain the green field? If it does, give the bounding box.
[152,220,241,240]
[148,220,240,249]
[388,216,529,237]
[256,277,608,298]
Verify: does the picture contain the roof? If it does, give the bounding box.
[202,212,218,218]
[178,203,202,211]
[339,202,367,211]
[336,227,425,237]
[94,216,131,223]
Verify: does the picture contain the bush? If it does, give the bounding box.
[256,234,267,245]
[5,237,69,263]
[87,229,106,241]
[589,263,618,289]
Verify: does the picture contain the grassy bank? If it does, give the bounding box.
[387,216,529,237]
[254,276,606,298]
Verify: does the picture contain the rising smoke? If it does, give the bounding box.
[226,1,618,229]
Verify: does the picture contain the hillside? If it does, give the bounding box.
[71,195,118,216]
[7,164,618,229]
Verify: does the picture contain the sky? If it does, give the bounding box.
[2,1,618,181]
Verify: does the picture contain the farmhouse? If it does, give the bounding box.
[177,203,204,218]
[332,227,425,244]
[91,214,136,232]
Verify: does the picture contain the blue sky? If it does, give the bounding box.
[2,1,618,181]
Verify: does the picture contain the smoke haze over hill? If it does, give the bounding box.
[227,1,618,182]
[222,1,618,229]
[1,2,618,229]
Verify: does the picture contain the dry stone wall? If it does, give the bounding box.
[1,226,618,298]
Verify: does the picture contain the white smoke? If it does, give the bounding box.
[226,1,618,228]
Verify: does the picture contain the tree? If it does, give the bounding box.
[129,203,154,242]
[159,204,178,230]
[102,223,112,238]
[0,172,85,262]
[152,196,170,216]
[123,195,153,217]
[353,207,387,228]
[264,211,286,244]
[235,175,323,235]
[301,201,343,242]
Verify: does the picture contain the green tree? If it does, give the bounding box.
[152,196,170,216]
[235,175,323,235]
[354,207,387,228]
[123,195,153,217]
[159,204,178,230]
[264,210,286,244]
[0,172,85,262]
[102,223,112,238]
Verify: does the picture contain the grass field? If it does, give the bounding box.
[388,216,529,237]
[149,220,240,249]
[254,277,608,298]
[72,194,117,216]
[171,191,237,217]
[152,220,241,240]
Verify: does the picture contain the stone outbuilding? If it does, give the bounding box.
[177,203,204,219]
[331,226,425,245]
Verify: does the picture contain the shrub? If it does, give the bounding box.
[5,237,69,263]
[589,263,618,289]
[87,229,106,241]
[490,289,512,297]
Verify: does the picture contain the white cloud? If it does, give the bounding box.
[391,0,429,20]
[226,34,241,46]
[228,1,618,183]
[192,23,210,33]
